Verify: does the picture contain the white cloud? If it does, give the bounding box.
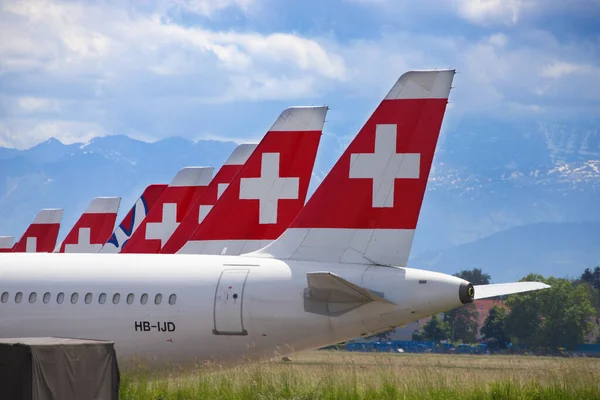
[541,61,588,79]
[168,0,257,17]
[0,0,351,147]
[455,0,527,26]
[0,1,346,88]
[17,97,60,113]
[1,0,598,149]
[487,33,509,48]
[0,119,106,148]
[347,0,536,26]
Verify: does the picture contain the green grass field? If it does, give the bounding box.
[120,351,600,399]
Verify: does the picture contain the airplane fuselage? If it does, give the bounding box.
[0,253,467,365]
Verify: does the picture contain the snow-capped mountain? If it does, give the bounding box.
[410,117,600,260]
[1,115,598,281]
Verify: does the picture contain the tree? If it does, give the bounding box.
[581,268,595,287]
[454,268,491,285]
[421,315,450,342]
[505,273,596,349]
[445,304,479,343]
[577,280,600,314]
[504,274,544,345]
[579,267,600,314]
[480,305,509,349]
[443,268,488,342]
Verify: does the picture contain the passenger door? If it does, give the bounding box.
[213,269,249,335]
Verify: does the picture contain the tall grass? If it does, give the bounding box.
[119,351,600,399]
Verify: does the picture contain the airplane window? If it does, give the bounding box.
[85,293,93,304]
[99,293,107,304]
[154,294,162,305]
[113,293,120,304]
[169,294,176,305]
[71,293,79,304]
[43,292,51,304]
[126,293,134,304]
[15,292,23,303]
[57,292,64,304]
[1,292,8,303]
[29,292,37,304]
[140,293,148,305]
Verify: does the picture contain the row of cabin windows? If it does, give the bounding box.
[0,291,176,306]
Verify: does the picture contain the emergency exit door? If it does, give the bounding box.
[213,269,249,335]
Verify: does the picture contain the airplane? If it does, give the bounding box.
[119,167,214,253]
[166,107,327,255]
[100,184,168,253]
[57,197,121,253]
[0,70,550,366]
[11,209,63,253]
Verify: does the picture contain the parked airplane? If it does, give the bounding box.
[0,70,549,366]
[11,209,63,253]
[100,184,168,253]
[120,167,214,253]
[57,197,121,253]
[168,106,327,255]
[0,237,14,253]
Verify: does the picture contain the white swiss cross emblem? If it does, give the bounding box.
[146,203,180,247]
[349,124,420,208]
[199,183,229,223]
[25,237,37,252]
[239,152,299,224]
[65,227,103,253]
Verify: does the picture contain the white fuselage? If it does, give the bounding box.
[0,253,466,365]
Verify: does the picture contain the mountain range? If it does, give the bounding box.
[1,115,599,282]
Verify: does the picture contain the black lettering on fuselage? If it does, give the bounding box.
[134,321,176,332]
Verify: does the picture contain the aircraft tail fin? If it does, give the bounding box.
[474,282,551,300]
[100,184,168,253]
[120,167,214,253]
[59,197,120,253]
[12,208,63,252]
[160,143,257,254]
[177,106,327,256]
[247,70,455,267]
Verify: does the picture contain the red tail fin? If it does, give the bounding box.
[178,106,327,255]
[100,184,168,253]
[121,167,214,253]
[250,70,455,267]
[59,198,120,253]
[12,209,63,253]
[160,144,257,254]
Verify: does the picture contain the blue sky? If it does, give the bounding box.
[0,0,599,149]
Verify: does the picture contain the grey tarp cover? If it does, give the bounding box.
[0,337,120,400]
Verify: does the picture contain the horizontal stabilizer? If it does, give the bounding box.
[474,282,550,300]
[306,272,394,305]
